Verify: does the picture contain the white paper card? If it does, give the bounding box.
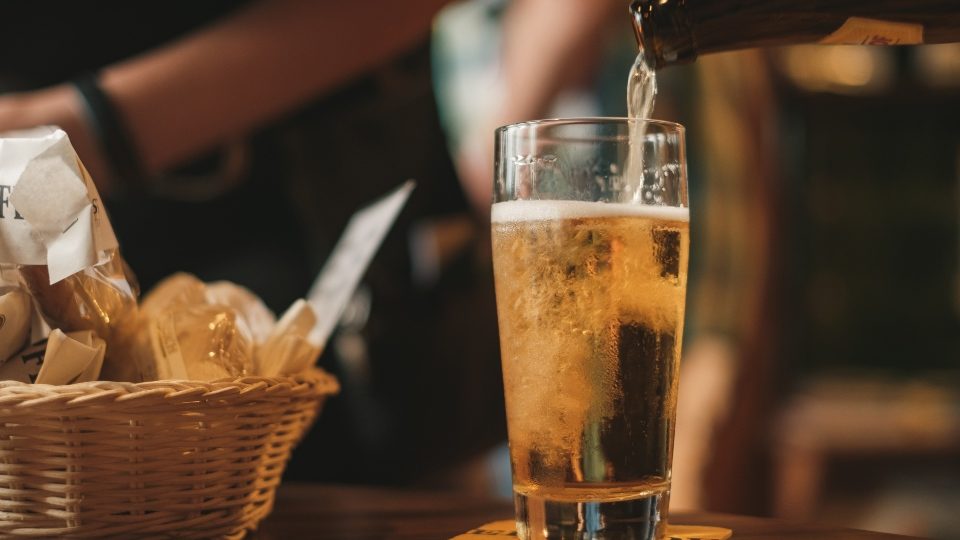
[307,181,414,347]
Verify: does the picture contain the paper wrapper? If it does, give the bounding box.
[19,251,139,382]
[123,275,262,382]
[18,251,138,345]
[0,329,105,384]
[0,127,140,382]
[129,275,317,381]
[0,287,32,363]
[149,304,254,381]
[0,127,118,282]
[139,273,207,319]
[256,299,319,377]
[205,281,276,343]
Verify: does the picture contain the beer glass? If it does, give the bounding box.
[491,118,689,539]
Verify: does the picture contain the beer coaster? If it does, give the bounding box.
[451,520,732,539]
[666,524,733,539]
[451,520,515,538]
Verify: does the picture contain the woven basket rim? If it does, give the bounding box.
[0,367,339,401]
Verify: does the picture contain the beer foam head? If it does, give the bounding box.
[492,200,689,223]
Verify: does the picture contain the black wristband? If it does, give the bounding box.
[71,73,146,198]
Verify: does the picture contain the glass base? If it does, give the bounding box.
[514,489,668,540]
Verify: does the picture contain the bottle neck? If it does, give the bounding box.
[631,0,698,69]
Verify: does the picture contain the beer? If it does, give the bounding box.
[491,200,689,532]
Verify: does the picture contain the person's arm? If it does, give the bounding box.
[0,0,450,189]
[457,0,623,217]
[498,0,621,126]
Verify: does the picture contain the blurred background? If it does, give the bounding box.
[432,1,959,538]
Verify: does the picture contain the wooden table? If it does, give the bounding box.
[251,483,926,539]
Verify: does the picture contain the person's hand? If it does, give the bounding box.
[0,85,112,193]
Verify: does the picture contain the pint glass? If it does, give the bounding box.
[491,119,689,539]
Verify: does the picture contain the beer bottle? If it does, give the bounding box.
[631,0,960,68]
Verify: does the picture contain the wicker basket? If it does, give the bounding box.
[0,368,338,539]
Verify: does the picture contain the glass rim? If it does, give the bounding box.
[496,116,685,140]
